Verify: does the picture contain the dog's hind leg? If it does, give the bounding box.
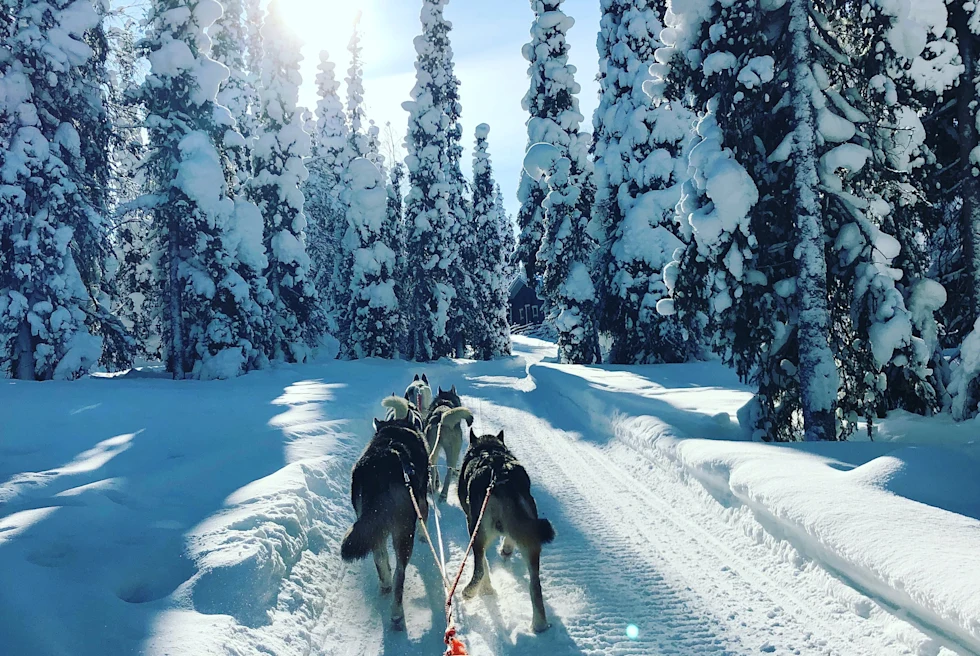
[390,525,414,631]
[373,545,392,594]
[462,524,495,598]
[526,545,550,633]
[438,435,460,501]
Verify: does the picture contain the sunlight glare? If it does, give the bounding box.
[276,0,367,59]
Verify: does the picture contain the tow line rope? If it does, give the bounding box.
[402,463,495,656]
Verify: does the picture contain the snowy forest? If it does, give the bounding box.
[3,0,980,443]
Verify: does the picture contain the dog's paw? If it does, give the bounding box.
[380,584,392,595]
[390,615,406,632]
[461,581,480,600]
[500,546,514,558]
[531,620,552,634]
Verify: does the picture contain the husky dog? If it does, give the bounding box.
[381,395,424,433]
[341,418,430,631]
[424,386,473,500]
[458,430,555,633]
[404,374,433,415]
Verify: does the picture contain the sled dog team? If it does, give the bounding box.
[340,374,555,634]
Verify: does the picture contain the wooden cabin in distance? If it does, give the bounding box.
[509,273,545,327]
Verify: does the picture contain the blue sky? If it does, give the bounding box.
[280,0,602,219]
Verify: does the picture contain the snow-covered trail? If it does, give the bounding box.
[3,337,974,656]
[310,339,968,656]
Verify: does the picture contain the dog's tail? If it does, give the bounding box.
[537,518,556,544]
[341,512,386,561]
[439,406,473,428]
[382,395,410,420]
[496,485,556,546]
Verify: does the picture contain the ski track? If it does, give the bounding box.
[309,354,968,656]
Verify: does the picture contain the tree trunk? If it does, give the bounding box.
[167,221,185,380]
[15,319,34,381]
[789,0,838,441]
[954,6,980,330]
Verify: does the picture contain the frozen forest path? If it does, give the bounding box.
[309,338,972,656]
[2,337,975,656]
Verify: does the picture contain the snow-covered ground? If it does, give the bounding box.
[1,336,978,655]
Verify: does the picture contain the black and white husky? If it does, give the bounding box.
[423,385,473,501]
[404,373,433,414]
[341,418,430,631]
[381,395,424,433]
[458,429,555,633]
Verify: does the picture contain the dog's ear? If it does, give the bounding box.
[439,387,444,394]
[422,374,429,384]
[373,418,381,431]
[414,373,420,381]
[470,427,476,440]
[497,430,505,443]
[451,384,457,394]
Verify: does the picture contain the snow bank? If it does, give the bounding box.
[661,439,980,652]
[0,362,374,656]
[521,348,980,654]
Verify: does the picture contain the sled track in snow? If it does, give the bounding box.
[307,369,966,656]
[481,397,962,656]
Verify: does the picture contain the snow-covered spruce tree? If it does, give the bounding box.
[401,0,463,361]
[659,0,948,439]
[469,125,511,359]
[342,158,401,359]
[592,0,700,364]
[248,0,320,363]
[107,20,160,362]
[525,144,601,363]
[137,0,271,379]
[210,0,252,159]
[0,0,115,379]
[843,0,959,417]
[495,183,517,283]
[345,14,369,158]
[657,0,830,441]
[516,0,594,286]
[386,162,412,354]
[304,50,351,313]
[240,0,263,138]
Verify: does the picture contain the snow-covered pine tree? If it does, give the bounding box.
[343,158,401,359]
[304,51,351,320]
[401,0,462,361]
[469,125,511,359]
[137,0,271,379]
[107,19,159,362]
[387,162,411,354]
[429,8,472,357]
[525,143,601,364]
[495,183,516,281]
[592,0,699,365]
[659,0,948,439]
[210,0,252,163]
[0,0,111,379]
[241,0,263,138]
[346,13,368,158]
[248,0,320,363]
[516,0,594,287]
[840,0,959,418]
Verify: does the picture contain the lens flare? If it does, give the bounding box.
[626,624,640,640]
